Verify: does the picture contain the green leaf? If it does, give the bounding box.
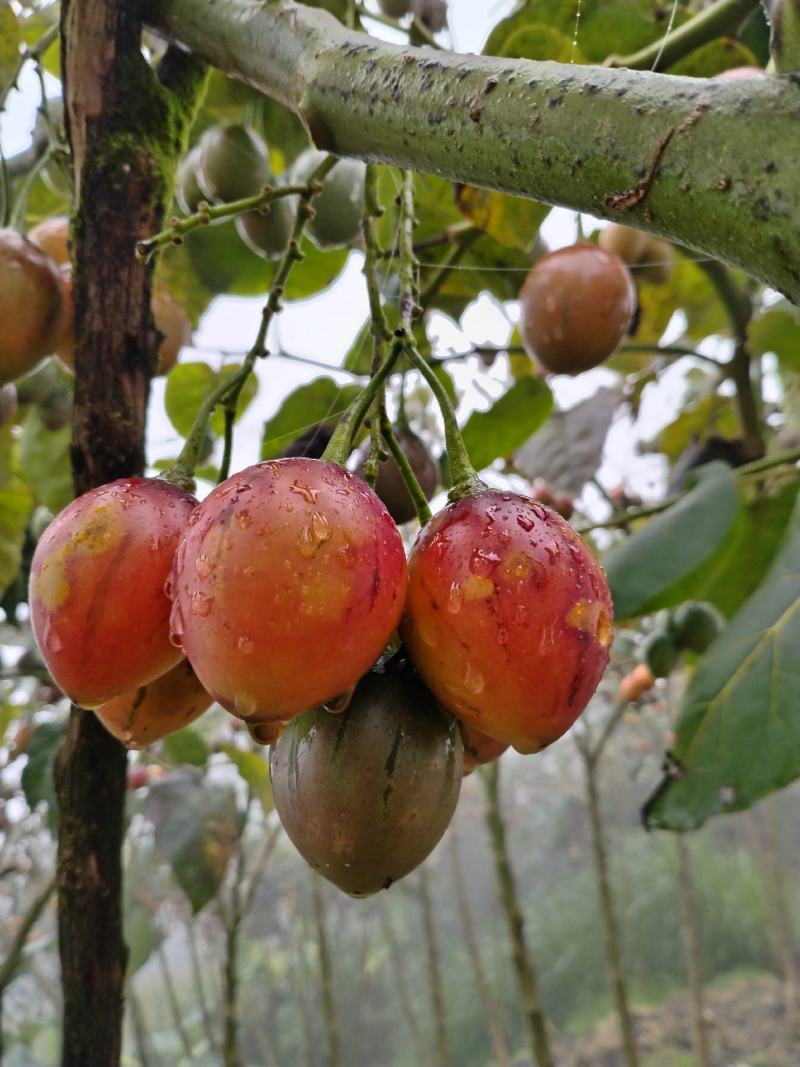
[18,407,74,514]
[146,767,240,913]
[260,377,361,459]
[494,22,586,61]
[635,256,728,347]
[461,378,553,472]
[455,186,549,252]
[0,475,33,598]
[644,493,800,829]
[21,720,67,820]
[162,726,211,767]
[126,897,161,975]
[748,302,800,370]
[655,393,741,462]
[668,39,757,77]
[220,743,273,814]
[164,362,258,440]
[605,463,740,620]
[0,9,22,83]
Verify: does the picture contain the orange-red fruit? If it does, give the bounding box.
[28,216,70,265]
[95,658,214,748]
[169,458,409,726]
[29,477,197,708]
[460,721,509,775]
[0,229,66,383]
[518,244,636,375]
[402,491,613,753]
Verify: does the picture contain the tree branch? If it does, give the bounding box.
[146,0,800,300]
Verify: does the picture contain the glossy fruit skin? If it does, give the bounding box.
[56,271,188,376]
[412,0,447,31]
[600,223,674,285]
[28,216,70,265]
[270,668,463,896]
[641,628,679,678]
[379,0,411,13]
[519,244,635,375]
[290,149,366,249]
[357,427,438,525]
[169,458,408,726]
[459,721,508,775]
[0,229,66,383]
[198,124,271,203]
[672,600,724,653]
[29,477,197,708]
[235,200,292,260]
[95,658,214,749]
[402,491,613,753]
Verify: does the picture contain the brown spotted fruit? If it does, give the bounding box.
[28,216,70,265]
[169,458,408,729]
[270,667,462,896]
[29,477,197,708]
[95,658,214,748]
[0,229,65,383]
[402,491,613,754]
[459,721,508,775]
[519,244,635,375]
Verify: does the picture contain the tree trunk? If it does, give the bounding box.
[379,904,431,1067]
[418,866,451,1067]
[482,762,555,1067]
[582,753,639,1067]
[449,830,512,1067]
[674,835,713,1067]
[311,875,341,1067]
[56,5,204,1061]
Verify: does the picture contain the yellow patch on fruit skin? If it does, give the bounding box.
[463,574,494,600]
[500,550,537,582]
[596,607,613,647]
[31,551,70,610]
[567,599,594,632]
[70,505,123,555]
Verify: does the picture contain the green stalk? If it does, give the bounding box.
[322,339,404,466]
[361,162,392,487]
[380,412,433,524]
[402,343,485,502]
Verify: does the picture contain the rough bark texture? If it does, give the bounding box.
[56,5,205,1065]
[147,0,800,301]
[583,754,640,1067]
[483,762,555,1067]
[674,835,713,1067]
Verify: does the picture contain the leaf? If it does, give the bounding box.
[260,377,361,459]
[0,9,22,83]
[162,726,211,767]
[21,720,67,819]
[514,385,620,494]
[18,408,74,513]
[643,493,800,829]
[748,301,800,370]
[655,393,741,462]
[0,475,33,598]
[605,463,740,620]
[146,767,240,913]
[164,362,258,440]
[635,255,728,347]
[455,186,549,252]
[460,378,553,472]
[494,22,586,62]
[220,744,273,814]
[668,39,757,77]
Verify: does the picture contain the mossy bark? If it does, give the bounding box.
[147,0,800,301]
[56,5,205,1065]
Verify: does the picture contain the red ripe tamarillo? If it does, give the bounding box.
[169,458,408,727]
[29,478,197,708]
[401,490,613,754]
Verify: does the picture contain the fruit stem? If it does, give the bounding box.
[322,339,403,466]
[403,341,486,501]
[136,183,310,262]
[380,411,433,524]
[161,156,336,489]
[361,161,393,486]
[418,227,482,309]
[218,404,235,483]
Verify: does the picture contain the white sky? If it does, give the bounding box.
[0,0,698,513]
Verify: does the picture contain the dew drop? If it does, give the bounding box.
[190,591,214,617]
[195,554,213,580]
[248,720,283,746]
[322,685,356,714]
[516,514,535,533]
[234,691,258,719]
[44,620,63,653]
[447,581,463,614]
[237,635,255,654]
[463,661,485,696]
[234,510,253,529]
[290,481,318,504]
[470,547,501,576]
[498,529,511,544]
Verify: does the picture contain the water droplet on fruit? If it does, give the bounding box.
[190,591,214,617]
[237,635,255,654]
[470,547,500,576]
[464,661,485,696]
[447,581,463,614]
[311,510,331,543]
[44,620,63,653]
[195,554,213,579]
[188,509,201,526]
[322,686,355,714]
[498,529,511,544]
[290,481,318,504]
[531,503,548,521]
[234,510,252,529]
[516,514,534,532]
[248,720,282,745]
[234,691,258,719]
[297,512,332,557]
[596,607,612,647]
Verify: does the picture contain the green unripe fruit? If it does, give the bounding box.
[197,124,271,203]
[642,628,680,679]
[176,145,206,215]
[289,148,366,249]
[379,0,412,14]
[672,600,725,654]
[235,200,292,260]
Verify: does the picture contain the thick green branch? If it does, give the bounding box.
[147,0,800,301]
